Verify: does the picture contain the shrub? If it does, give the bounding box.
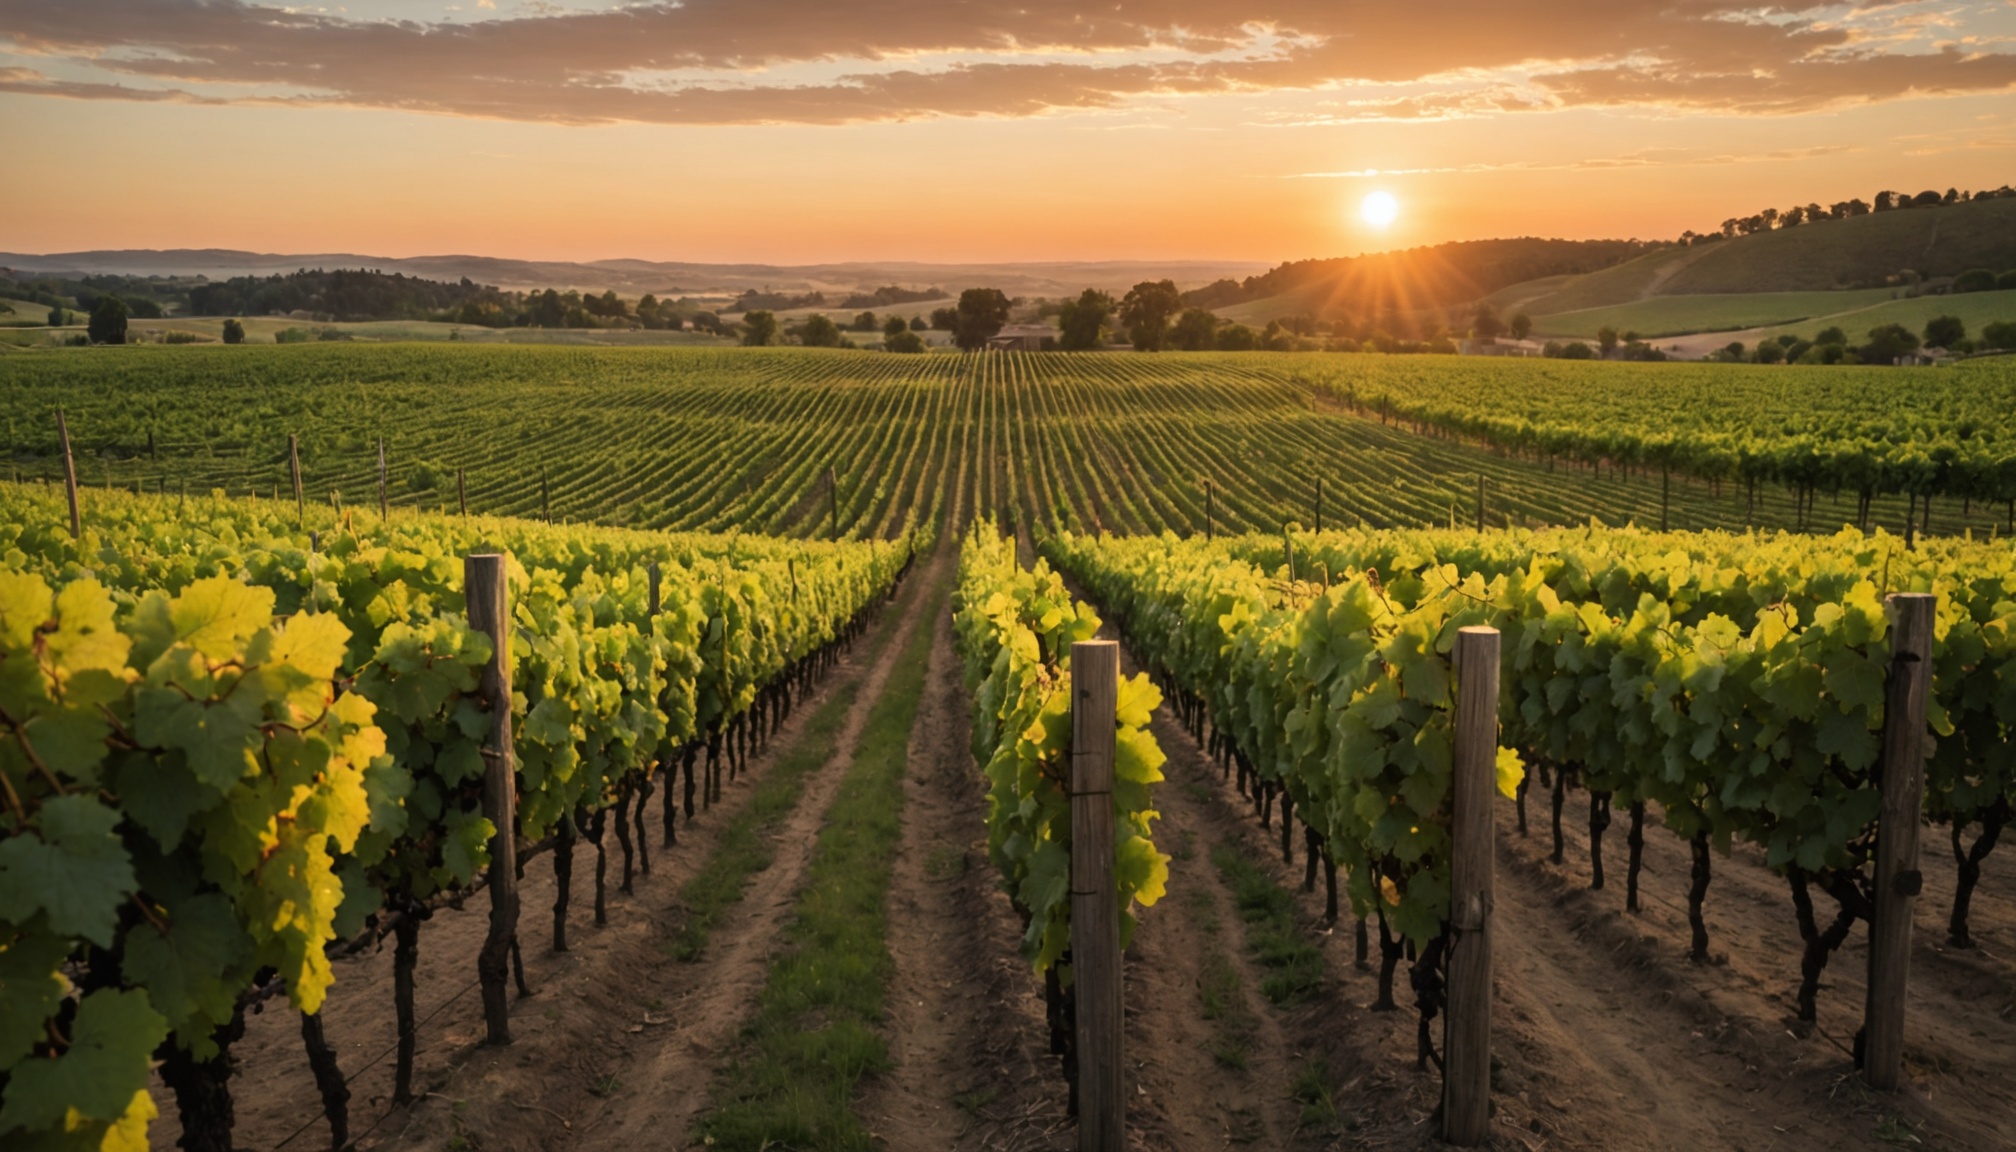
[1558,341,1595,360]
[222,318,246,345]
[1981,320,2016,350]
[1955,268,1999,293]
[883,330,926,354]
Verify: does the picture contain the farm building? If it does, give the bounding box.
[987,324,1055,351]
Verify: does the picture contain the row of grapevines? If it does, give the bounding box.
[0,481,916,1150]
[1046,523,2015,1021]
[1299,354,2016,505]
[949,522,1168,975]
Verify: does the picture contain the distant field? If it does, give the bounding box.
[1529,289,1900,339]
[0,343,2004,540]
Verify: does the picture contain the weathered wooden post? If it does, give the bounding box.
[288,433,305,523]
[1444,625,1500,1146]
[1070,639,1123,1152]
[1864,592,1933,1090]
[55,409,80,539]
[465,554,517,1046]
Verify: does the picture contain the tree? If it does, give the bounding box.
[1981,320,2016,350]
[1216,323,1258,351]
[47,306,64,327]
[1815,326,1847,346]
[1858,323,1920,364]
[909,315,929,331]
[1558,341,1595,360]
[1170,308,1219,351]
[222,318,246,345]
[1954,269,1998,294]
[741,310,778,347]
[88,295,129,345]
[1753,340,1785,364]
[884,329,926,354]
[1470,303,1504,343]
[1922,315,1965,349]
[799,313,843,347]
[854,311,879,332]
[1509,311,1532,341]
[1118,279,1183,352]
[1056,289,1115,350]
[928,307,959,331]
[883,315,910,339]
[952,288,1011,352]
[1597,326,1619,356]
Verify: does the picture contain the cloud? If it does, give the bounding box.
[0,0,2013,125]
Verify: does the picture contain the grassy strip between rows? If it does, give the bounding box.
[667,596,907,963]
[696,576,941,1150]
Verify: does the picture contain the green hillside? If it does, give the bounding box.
[1493,196,2016,321]
[1529,289,1898,340]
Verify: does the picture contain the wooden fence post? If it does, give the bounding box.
[289,433,305,524]
[1444,625,1500,1146]
[1070,639,1123,1152]
[465,554,517,1046]
[1865,592,1933,1090]
[55,409,80,539]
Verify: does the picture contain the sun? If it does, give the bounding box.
[1360,190,1400,229]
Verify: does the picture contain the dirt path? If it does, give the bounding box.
[175,566,924,1152]
[562,547,948,1152]
[857,559,1080,1152]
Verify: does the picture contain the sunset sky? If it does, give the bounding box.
[4,0,2015,264]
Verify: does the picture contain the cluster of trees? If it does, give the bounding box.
[1696,185,2016,242]
[1954,268,2016,293]
[1710,314,2016,366]
[838,285,947,310]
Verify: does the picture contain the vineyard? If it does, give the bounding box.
[6,345,2016,541]
[1,344,2013,1152]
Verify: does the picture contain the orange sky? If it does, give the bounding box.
[4,0,2015,264]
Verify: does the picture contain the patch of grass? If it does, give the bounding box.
[1198,952,1241,1022]
[951,1087,999,1115]
[1212,847,1325,1005]
[1290,1058,1338,1128]
[664,610,906,963]
[695,590,938,1151]
[923,845,968,881]
[590,1074,621,1098]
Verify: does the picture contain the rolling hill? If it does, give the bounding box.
[1221,195,2016,340]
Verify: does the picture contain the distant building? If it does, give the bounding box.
[987,324,1055,352]
[1459,337,1543,357]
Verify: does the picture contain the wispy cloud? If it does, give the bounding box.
[0,0,2011,126]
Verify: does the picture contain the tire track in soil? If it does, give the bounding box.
[189,561,928,1152]
[565,544,950,1152]
[858,557,1076,1152]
